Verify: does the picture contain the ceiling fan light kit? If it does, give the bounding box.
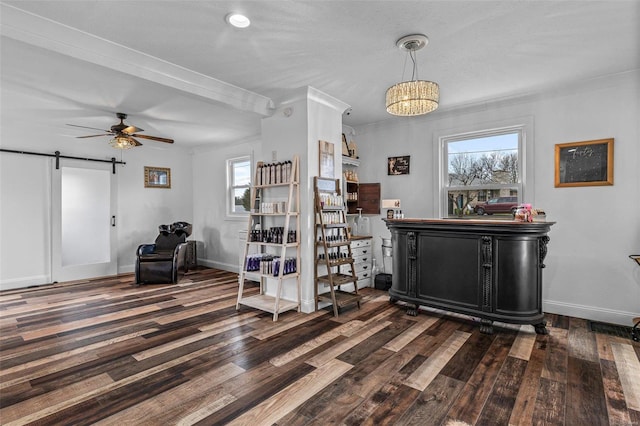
[68,112,174,149]
[109,136,139,149]
[386,34,440,117]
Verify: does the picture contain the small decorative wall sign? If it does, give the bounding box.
[144,166,171,188]
[555,138,613,187]
[319,140,335,178]
[388,155,410,175]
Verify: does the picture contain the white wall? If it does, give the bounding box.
[0,124,194,289]
[191,136,261,272]
[354,70,640,325]
[0,154,52,287]
[115,146,194,272]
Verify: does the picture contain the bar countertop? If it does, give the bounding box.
[384,218,555,234]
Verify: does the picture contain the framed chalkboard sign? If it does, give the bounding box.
[555,138,613,187]
[316,176,338,193]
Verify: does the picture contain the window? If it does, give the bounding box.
[442,126,524,217]
[227,157,251,216]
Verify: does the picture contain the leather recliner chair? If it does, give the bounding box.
[135,222,192,284]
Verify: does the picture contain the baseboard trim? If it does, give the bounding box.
[118,264,135,274]
[543,299,638,327]
[198,259,238,273]
[300,299,316,314]
[0,274,51,291]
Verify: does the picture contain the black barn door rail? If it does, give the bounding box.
[0,149,126,174]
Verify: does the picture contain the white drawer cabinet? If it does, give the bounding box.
[351,239,371,249]
[352,246,372,258]
[341,237,372,289]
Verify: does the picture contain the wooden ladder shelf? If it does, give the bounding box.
[314,176,362,316]
[236,156,301,321]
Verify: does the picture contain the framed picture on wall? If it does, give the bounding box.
[554,138,613,187]
[388,155,410,175]
[144,166,171,188]
[319,140,335,178]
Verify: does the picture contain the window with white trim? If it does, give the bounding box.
[227,156,251,216]
[442,127,524,217]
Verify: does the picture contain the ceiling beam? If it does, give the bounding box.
[0,3,275,117]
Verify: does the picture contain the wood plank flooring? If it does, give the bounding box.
[1,268,639,425]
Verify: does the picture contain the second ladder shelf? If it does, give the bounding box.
[314,176,362,317]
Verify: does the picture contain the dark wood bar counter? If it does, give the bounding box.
[384,218,554,334]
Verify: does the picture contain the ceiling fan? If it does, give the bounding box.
[67,112,174,149]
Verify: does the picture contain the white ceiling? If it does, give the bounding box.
[1,1,638,149]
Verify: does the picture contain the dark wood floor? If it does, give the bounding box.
[1,268,638,426]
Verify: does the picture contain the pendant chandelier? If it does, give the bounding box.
[386,34,439,117]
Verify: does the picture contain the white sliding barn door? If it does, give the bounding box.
[51,160,117,282]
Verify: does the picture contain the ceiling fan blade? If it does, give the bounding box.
[76,133,113,138]
[132,134,174,144]
[112,123,143,133]
[67,124,111,132]
[123,125,143,133]
[130,137,143,147]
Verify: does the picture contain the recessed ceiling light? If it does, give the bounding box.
[226,13,250,28]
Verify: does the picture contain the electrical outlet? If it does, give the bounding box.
[272,150,277,161]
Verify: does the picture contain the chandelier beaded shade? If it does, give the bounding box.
[386,34,439,117]
[386,80,439,116]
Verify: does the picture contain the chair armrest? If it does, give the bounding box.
[174,242,189,270]
[137,244,156,256]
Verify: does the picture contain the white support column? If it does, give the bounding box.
[261,87,350,313]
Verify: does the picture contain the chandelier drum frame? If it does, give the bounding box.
[386,34,440,117]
